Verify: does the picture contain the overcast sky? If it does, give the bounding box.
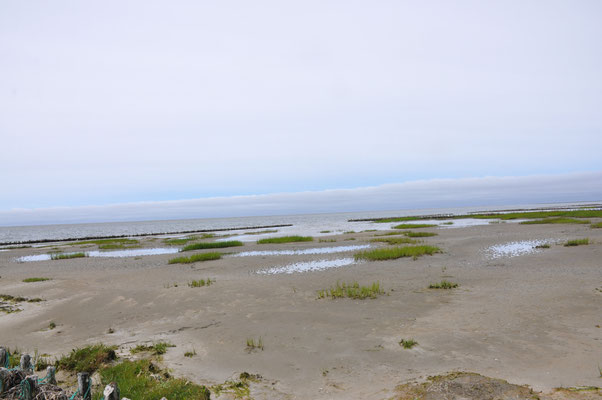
[1,1,601,224]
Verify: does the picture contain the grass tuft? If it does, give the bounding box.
[535,243,550,249]
[370,237,419,245]
[164,234,215,245]
[355,245,440,261]
[56,344,117,373]
[181,240,243,252]
[402,231,437,238]
[317,281,384,300]
[184,349,197,358]
[591,222,602,229]
[51,252,87,260]
[257,236,313,244]
[564,238,590,247]
[75,238,139,249]
[399,338,418,349]
[392,223,437,229]
[429,280,458,289]
[131,342,175,356]
[168,252,221,264]
[49,321,56,329]
[246,337,264,351]
[22,277,51,283]
[188,278,214,288]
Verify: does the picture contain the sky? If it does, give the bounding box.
[1,1,601,225]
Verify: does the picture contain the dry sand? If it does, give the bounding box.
[0,220,601,399]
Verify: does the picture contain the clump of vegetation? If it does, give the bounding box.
[365,209,602,223]
[131,342,175,356]
[212,376,256,398]
[244,229,278,235]
[164,234,215,245]
[49,321,57,329]
[370,237,419,245]
[56,344,117,373]
[520,217,590,225]
[591,222,602,229]
[429,281,458,289]
[184,349,197,358]
[320,230,331,233]
[402,231,437,238]
[168,252,222,264]
[188,278,214,288]
[22,277,51,283]
[74,238,140,249]
[98,359,211,400]
[564,238,590,247]
[0,294,43,303]
[535,243,550,249]
[355,245,441,261]
[393,223,437,229]
[317,281,384,300]
[399,339,418,349]
[51,252,87,260]
[257,236,313,244]
[181,240,243,251]
[246,337,264,351]
[319,239,336,243]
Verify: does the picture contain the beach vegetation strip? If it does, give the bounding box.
[257,235,314,244]
[56,344,117,373]
[591,222,602,228]
[72,238,140,249]
[564,238,590,247]
[402,231,437,237]
[188,278,214,287]
[399,338,418,349]
[317,281,384,299]
[180,240,243,251]
[51,252,87,260]
[131,342,176,355]
[355,245,441,261]
[520,217,590,225]
[164,234,215,245]
[22,277,52,283]
[392,223,438,229]
[371,237,419,245]
[168,252,222,264]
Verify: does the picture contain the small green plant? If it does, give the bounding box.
[168,252,221,264]
[48,321,56,329]
[370,237,419,245]
[591,222,602,229]
[246,337,264,351]
[319,239,336,243]
[22,277,51,283]
[564,238,590,247]
[184,348,197,358]
[402,231,437,237]
[188,278,214,287]
[535,243,551,249]
[164,234,215,245]
[51,252,87,260]
[131,342,175,356]
[320,230,331,233]
[399,339,418,349]
[180,240,243,251]
[244,229,278,235]
[56,344,117,373]
[257,236,313,244]
[429,280,458,289]
[317,281,384,300]
[355,245,440,261]
[212,378,251,398]
[392,223,437,229]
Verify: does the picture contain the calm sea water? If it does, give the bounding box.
[0,202,596,244]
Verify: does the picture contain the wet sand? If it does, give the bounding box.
[0,220,601,399]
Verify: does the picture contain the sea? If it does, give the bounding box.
[0,201,598,245]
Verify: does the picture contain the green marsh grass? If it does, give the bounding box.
[49,321,56,329]
[51,252,87,260]
[22,277,51,283]
[399,339,418,349]
[131,342,175,356]
[368,209,602,223]
[246,337,264,351]
[520,217,590,225]
[180,240,243,251]
[168,252,221,264]
[591,222,602,229]
[317,281,384,300]
[244,229,278,235]
[96,359,210,400]
[0,294,43,303]
[402,231,437,237]
[257,236,313,244]
[355,245,440,261]
[164,234,215,245]
[535,243,551,249]
[370,237,419,245]
[75,238,139,249]
[429,280,458,289]
[564,238,590,247]
[184,349,197,358]
[392,223,437,229]
[319,239,336,243]
[56,344,117,373]
[188,278,214,287]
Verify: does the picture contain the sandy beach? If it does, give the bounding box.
[1,219,601,399]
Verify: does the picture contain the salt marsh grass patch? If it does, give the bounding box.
[168,252,221,264]
[371,237,419,245]
[188,278,214,287]
[257,236,313,244]
[402,231,437,238]
[131,342,175,356]
[181,240,242,251]
[520,217,590,225]
[317,281,384,300]
[399,338,418,349]
[564,238,589,247]
[591,222,602,229]
[355,245,440,261]
[51,252,87,260]
[392,223,437,229]
[246,337,264,351]
[22,277,51,283]
[429,280,458,289]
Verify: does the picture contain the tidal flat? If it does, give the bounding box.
[0,217,600,399]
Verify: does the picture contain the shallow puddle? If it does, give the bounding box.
[257,258,356,274]
[232,244,370,257]
[486,240,551,259]
[16,248,179,262]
